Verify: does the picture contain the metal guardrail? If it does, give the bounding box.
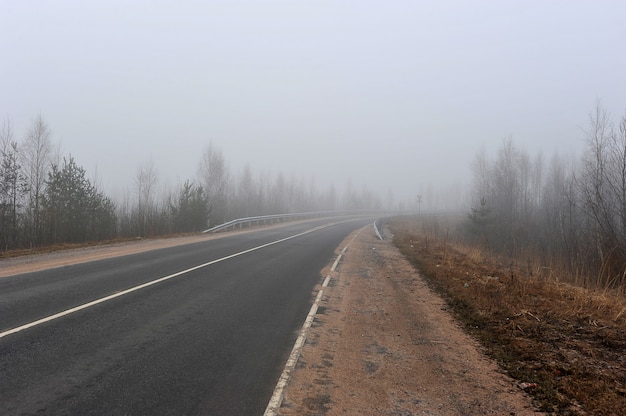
[373,219,384,240]
[202,209,463,234]
[202,211,334,233]
[201,209,405,234]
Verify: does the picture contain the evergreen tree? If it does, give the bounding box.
[170,180,210,233]
[43,156,116,244]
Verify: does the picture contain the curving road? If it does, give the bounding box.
[0,217,373,415]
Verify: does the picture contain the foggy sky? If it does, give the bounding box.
[1,1,625,206]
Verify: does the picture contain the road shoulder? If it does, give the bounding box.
[0,219,318,278]
[278,225,541,415]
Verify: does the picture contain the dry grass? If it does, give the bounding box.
[0,241,118,259]
[0,233,201,260]
[390,216,626,415]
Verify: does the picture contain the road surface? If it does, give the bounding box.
[0,217,372,415]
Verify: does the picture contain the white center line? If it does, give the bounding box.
[0,222,342,340]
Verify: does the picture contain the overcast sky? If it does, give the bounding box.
[1,1,625,206]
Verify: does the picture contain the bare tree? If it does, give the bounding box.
[605,111,626,242]
[1,119,28,248]
[578,103,618,267]
[470,147,491,209]
[23,115,52,244]
[0,119,13,149]
[464,104,626,290]
[269,172,288,214]
[468,139,548,252]
[619,113,626,234]
[237,164,256,218]
[135,158,159,236]
[197,143,230,225]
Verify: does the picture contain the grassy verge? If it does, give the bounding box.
[390,216,626,415]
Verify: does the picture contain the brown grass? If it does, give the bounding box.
[390,216,626,415]
[0,233,201,260]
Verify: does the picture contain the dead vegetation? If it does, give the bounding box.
[390,216,626,415]
[0,233,202,260]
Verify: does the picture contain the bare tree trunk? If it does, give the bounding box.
[135,158,158,236]
[23,115,52,246]
[197,143,230,225]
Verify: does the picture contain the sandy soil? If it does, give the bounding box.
[0,222,299,278]
[278,225,541,415]
[1,218,353,279]
[0,234,220,278]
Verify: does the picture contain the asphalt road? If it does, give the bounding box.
[0,217,373,415]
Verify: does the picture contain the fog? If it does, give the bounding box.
[1,0,625,208]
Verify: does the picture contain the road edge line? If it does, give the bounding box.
[263,227,364,416]
[0,221,354,340]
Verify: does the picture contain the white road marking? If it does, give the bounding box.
[264,289,324,416]
[263,225,366,416]
[0,222,346,340]
[330,253,342,273]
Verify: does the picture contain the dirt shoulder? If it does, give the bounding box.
[0,234,221,278]
[278,225,540,415]
[0,220,313,278]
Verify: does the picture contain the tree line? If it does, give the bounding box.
[465,102,626,290]
[0,116,384,251]
[0,116,119,249]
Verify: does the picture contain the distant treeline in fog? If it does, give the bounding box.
[465,103,626,290]
[0,116,385,250]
